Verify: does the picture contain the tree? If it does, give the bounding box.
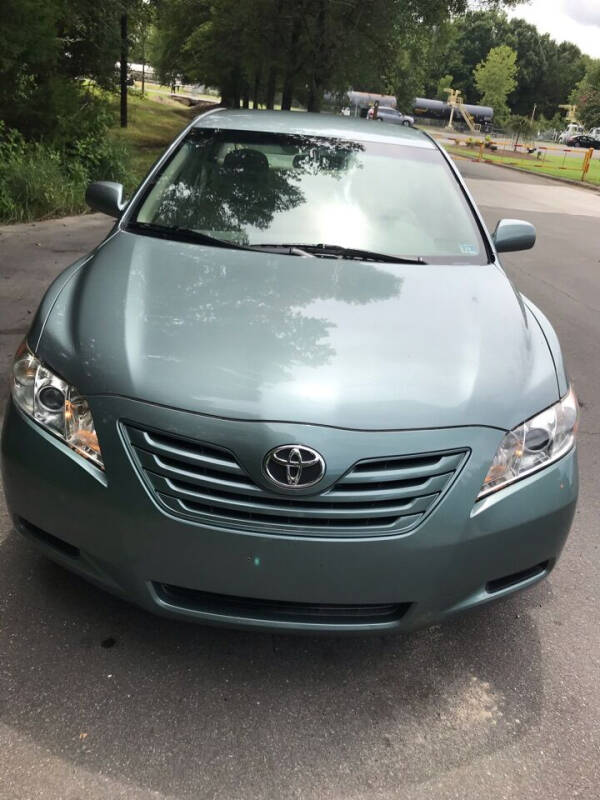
[0,0,148,142]
[474,44,518,124]
[436,74,454,100]
[424,10,586,118]
[427,10,510,102]
[151,0,527,112]
[504,17,549,116]
[571,60,600,129]
[578,92,600,128]
[506,114,534,149]
[130,1,156,96]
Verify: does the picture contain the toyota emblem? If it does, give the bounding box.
[264,445,326,489]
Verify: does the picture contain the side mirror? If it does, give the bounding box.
[492,218,536,253]
[85,181,127,218]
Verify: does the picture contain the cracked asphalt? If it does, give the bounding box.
[0,160,599,799]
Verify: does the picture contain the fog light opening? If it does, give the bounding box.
[486,561,549,594]
[17,517,80,559]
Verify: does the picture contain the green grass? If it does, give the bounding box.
[444,144,600,187]
[135,82,304,111]
[138,82,220,104]
[109,93,198,190]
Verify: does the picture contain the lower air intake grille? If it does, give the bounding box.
[154,583,411,624]
[124,424,468,537]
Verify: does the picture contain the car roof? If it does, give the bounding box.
[193,109,435,149]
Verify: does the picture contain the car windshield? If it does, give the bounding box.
[132,128,487,264]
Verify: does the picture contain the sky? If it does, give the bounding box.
[507,0,600,58]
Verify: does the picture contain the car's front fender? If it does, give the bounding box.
[522,295,569,396]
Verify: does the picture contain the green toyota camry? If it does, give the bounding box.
[1,110,578,632]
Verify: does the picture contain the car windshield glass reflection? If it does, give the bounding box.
[133,129,486,264]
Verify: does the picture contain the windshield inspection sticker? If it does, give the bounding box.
[460,243,478,255]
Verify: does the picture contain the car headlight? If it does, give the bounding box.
[11,340,104,469]
[478,387,578,499]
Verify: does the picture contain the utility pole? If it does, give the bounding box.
[120,12,128,128]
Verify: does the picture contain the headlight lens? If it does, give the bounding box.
[11,341,104,469]
[478,387,578,499]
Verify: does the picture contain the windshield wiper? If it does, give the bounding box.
[126,226,427,264]
[126,221,253,252]
[252,243,426,264]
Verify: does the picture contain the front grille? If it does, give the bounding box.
[154,583,411,624]
[124,424,468,537]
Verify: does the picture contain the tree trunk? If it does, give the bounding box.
[120,13,128,128]
[266,66,277,110]
[141,60,145,97]
[281,77,294,110]
[307,82,323,112]
[230,66,242,108]
[220,85,235,106]
[281,14,301,112]
[252,67,261,109]
[306,1,326,113]
[242,85,250,108]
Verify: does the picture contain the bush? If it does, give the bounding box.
[0,144,87,222]
[0,107,132,223]
[69,133,131,184]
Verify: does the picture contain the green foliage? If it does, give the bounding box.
[474,45,518,124]
[0,122,26,162]
[0,0,152,222]
[436,74,454,100]
[578,92,600,129]
[0,0,554,222]
[0,80,132,222]
[129,1,156,94]
[151,0,526,112]
[0,136,87,223]
[0,117,131,223]
[426,10,586,117]
[537,111,564,130]
[571,60,600,128]
[506,114,535,147]
[507,114,534,134]
[0,0,132,138]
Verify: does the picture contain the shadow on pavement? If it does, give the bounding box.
[0,528,549,799]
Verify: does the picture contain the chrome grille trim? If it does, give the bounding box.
[123,424,469,537]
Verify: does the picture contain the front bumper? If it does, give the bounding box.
[1,396,578,632]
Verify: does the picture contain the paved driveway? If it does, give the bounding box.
[0,161,599,799]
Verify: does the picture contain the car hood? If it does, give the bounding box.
[37,230,559,431]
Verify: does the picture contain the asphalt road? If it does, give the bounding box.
[1,161,599,800]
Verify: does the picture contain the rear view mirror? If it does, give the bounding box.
[493,219,536,253]
[86,181,127,218]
